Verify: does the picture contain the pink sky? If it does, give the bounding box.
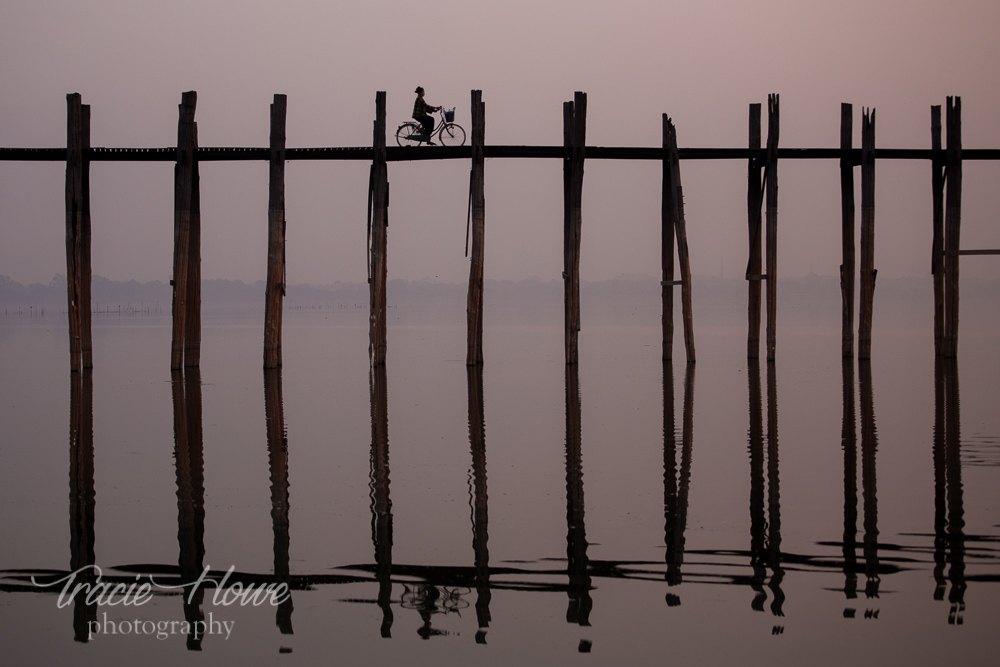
[2,0,998,285]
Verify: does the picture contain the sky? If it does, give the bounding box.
[1,0,999,286]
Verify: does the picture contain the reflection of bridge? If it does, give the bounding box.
[0,353,994,649]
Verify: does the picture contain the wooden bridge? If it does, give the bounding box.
[2,90,997,371]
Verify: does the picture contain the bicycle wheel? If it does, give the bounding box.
[438,123,466,147]
[396,123,424,146]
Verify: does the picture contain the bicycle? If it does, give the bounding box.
[395,107,466,147]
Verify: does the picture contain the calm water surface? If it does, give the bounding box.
[1,295,999,666]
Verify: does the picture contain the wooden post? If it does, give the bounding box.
[563,92,586,365]
[765,94,779,362]
[661,116,675,360]
[185,130,202,369]
[746,103,763,359]
[264,94,287,369]
[858,108,876,360]
[369,92,389,366]
[943,97,962,358]
[931,106,945,356]
[840,103,856,358]
[171,91,201,370]
[467,90,486,366]
[663,115,696,363]
[65,93,93,371]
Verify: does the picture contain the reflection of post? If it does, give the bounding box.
[663,361,695,591]
[172,369,206,650]
[858,360,879,600]
[765,362,784,617]
[841,358,858,600]
[466,366,491,642]
[564,365,591,627]
[264,368,293,633]
[747,359,767,611]
[69,369,96,641]
[934,357,966,623]
[933,355,947,599]
[369,366,393,637]
[747,361,784,617]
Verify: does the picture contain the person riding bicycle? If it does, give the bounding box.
[412,87,441,144]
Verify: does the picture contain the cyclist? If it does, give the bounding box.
[412,87,441,144]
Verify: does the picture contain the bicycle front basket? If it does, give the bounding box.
[444,108,455,123]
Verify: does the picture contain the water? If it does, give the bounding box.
[1,289,999,666]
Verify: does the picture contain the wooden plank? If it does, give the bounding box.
[931,106,945,356]
[765,94,779,362]
[747,103,763,359]
[858,108,876,360]
[369,92,389,366]
[264,94,287,369]
[943,97,962,358]
[467,90,486,366]
[840,103,856,358]
[7,145,1000,163]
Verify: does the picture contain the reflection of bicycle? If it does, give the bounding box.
[396,107,466,147]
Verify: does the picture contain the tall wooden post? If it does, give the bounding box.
[661,117,675,360]
[931,106,945,356]
[858,109,876,360]
[943,97,962,358]
[663,115,696,363]
[264,94,287,369]
[467,90,486,366]
[563,92,586,365]
[171,91,201,370]
[764,94,779,362]
[369,92,389,366]
[840,103,856,358]
[746,103,763,359]
[65,93,93,371]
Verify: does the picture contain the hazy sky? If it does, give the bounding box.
[2,0,998,286]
